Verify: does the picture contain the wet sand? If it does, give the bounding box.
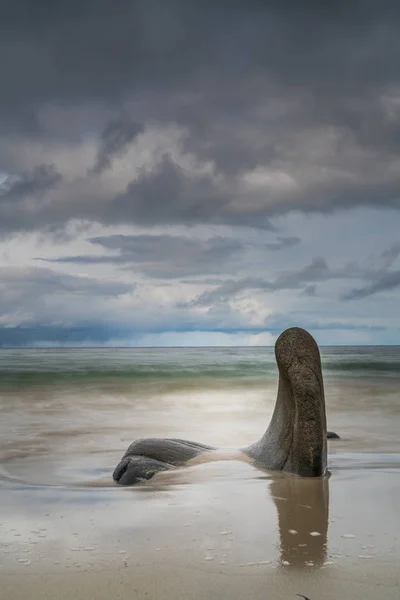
[1,560,399,600]
[1,459,400,600]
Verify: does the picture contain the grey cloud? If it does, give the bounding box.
[194,257,331,306]
[264,312,386,334]
[0,152,274,233]
[1,1,399,122]
[0,165,61,203]
[90,115,144,174]
[0,2,399,234]
[302,285,317,297]
[193,277,270,306]
[272,257,330,288]
[180,277,226,286]
[112,155,273,229]
[264,236,301,251]
[2,151,400,235]
[0,267,139,345]
[0,321,269,348]
[344,271,400,300]
[193,244,400,307]
[38,233,244,278]
[0,266,133,298]
[0,165,63,234]
[343,242,400,299]
[0,324,133,348]
[372,241,400,271]
[0,2,399,348]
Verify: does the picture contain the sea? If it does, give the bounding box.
[1,345,399,488]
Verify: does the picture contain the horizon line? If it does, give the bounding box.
[1,344,400,350]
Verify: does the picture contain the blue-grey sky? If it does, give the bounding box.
[1,1,400,346]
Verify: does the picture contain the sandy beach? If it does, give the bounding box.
[1,347,400,599]
[1,454,400,599]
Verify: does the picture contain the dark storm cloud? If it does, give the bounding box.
[193,257,331,305]
[194,242,400,305]
[38,233,244,278]
[344,271,400,300]
[2,1,399,117]
[114,156,234,227]
[89,115,144,174]
[112,155,275,228]
[0,165,61,203]
[1,1,400,233]
[0,165,63,233]
[343,241,400,299]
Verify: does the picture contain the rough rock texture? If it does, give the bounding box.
[244,327,327,477]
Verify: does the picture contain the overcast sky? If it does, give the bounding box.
[1,1,400,346]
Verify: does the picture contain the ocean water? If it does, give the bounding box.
[0,345,399,488]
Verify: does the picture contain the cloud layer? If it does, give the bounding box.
[0,1,400,345]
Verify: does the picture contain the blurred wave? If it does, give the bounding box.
[1,346,399,390]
